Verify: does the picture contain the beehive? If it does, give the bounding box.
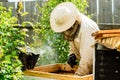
[24,63,93,80]
[95,43,120,80]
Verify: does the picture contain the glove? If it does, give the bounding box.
[67,54,77,68]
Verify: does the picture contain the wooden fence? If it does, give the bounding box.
[2,0,120,42]
[88,0,120,29]
[2,1,44,43]
[2,1,43,26]
[2,0,120,29]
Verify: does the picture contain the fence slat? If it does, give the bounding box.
[114,0,120,24]
[87,0,97,22]
[99,0,112,23]
[23,1,35,22]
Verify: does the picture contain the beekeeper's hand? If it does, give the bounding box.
[67,54,77,68]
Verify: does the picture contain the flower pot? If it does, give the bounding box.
[18,52,28,71]
[18,52,39,71]
[27,52,39,69]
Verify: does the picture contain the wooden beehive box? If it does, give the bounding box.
[24,63,93,80]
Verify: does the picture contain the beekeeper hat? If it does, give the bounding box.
[50,2,78,32]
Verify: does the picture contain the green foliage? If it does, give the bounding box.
[34,0,88,64]
[0,4,27,80]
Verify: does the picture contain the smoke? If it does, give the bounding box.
[34,45,59,66]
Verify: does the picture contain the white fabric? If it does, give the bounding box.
[69,13,100,76]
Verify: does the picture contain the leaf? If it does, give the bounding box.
[21,12,29,17]
[7,17,17,23]
[22,21,34,27]
[0,53,3,58]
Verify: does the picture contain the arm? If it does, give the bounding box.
[69,41,80,60]
[67,41,80,68]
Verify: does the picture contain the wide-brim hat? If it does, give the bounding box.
[50,2,78,32]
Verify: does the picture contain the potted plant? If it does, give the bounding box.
[18,46,40,70]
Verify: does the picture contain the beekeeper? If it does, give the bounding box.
[50,2,100,76]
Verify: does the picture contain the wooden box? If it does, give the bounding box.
[24,63,93,80]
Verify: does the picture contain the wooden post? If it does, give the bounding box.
[16,0,23,25]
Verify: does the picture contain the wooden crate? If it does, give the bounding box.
[24,63,93,80]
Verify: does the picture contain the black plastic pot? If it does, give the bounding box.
[18,52,39,71]
[95,43,120,80]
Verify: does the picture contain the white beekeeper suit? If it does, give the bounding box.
[69,13,99,76]
[50,2,100,76]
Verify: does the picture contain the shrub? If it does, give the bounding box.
[0,4,27,80]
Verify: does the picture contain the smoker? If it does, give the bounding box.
[94,43,120,80]
[18,52,39,71]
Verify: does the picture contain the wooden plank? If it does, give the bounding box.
[36,0,44,7]
[92,29,120,36]
[100,33,120,38]
[92,29,120,39]
[99,0,112,23]
[87,0,97,22]
[2,2,16,16]
[33,63,60,72]
[33,63,78,73]
[23,1,35,22]
[98,23,120,29]
[24,63,93,80]
[24,70,93,80]
[114,0,120,24]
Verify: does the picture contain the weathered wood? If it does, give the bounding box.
[99,0,112,23]
[92,29,120,39]
[3,2,16,16]
[98,23,120,30]
[94,33,120,39]
[87,0,97,22]
[114,0,120,24]
[23,1,35,22]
